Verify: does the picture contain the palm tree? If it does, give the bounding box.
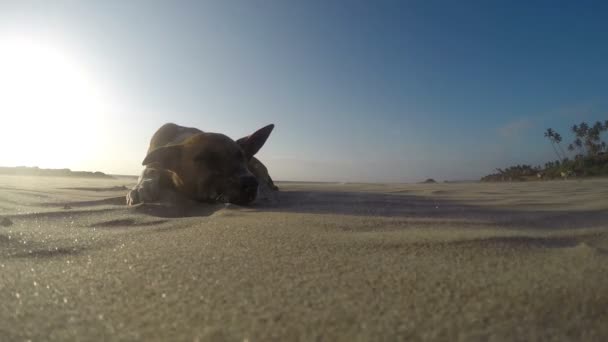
[545,128,561,158]
[586,122,603,155]
[570,124,584,155]
[570,121,602,156]
[553,132,567,158]
[579,122,589,136]
[544,128,564,160]
[593,120,603,132]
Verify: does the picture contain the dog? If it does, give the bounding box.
[126,123,278,206]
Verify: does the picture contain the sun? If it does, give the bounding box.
[0,35,109,170]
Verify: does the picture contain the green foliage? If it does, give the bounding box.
[481,164,541,182]
[483,119,608,181]
[567,120,608,156]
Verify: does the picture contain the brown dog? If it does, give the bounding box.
[126,123,278,206]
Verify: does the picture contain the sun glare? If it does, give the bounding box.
[0,36,110,170]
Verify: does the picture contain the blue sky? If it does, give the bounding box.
[1,0,607,182]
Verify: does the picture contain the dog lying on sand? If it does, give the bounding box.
[127,123,278,206]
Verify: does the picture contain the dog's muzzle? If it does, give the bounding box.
[234,175,258,205]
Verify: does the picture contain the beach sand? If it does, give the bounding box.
[1,175,607,341]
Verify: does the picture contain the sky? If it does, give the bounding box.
[0,0,607,182]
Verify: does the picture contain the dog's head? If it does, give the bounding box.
[142,124,274,205]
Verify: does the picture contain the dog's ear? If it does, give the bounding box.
[236,124,274,159]
[142,145,183,170]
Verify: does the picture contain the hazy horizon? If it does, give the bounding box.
[1,1,607,182]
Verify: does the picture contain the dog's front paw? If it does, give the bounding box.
[126,189,141,206]
[126,178,160,206]
[256,182,279,204]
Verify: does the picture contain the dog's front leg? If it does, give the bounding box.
[126,167,162,205]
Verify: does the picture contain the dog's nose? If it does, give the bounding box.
[240,176,258,199]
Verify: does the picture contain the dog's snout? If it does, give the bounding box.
[223,176,259,205]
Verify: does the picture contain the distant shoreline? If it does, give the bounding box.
[0,167,480,184]
[0,166,114,179]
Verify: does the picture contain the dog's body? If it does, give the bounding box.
[127,123,278,206]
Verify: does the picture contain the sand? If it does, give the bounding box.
[1,175,607,341]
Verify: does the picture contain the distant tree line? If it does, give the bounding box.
[482,120,608,181]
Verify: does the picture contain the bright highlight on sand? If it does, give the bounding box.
[0,35,109,170]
